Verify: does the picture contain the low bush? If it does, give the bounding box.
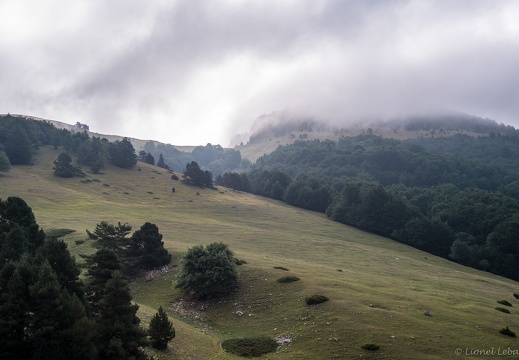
[235,258,247,265]
[273,266,289,271]
[497,300,513,307]
[75,240,85,245]
[495,307,511,314]
[306,294,329,305]
[499,327,516,337]
[45,228,76,238]
[277,276,300,283]
[513,293,519,300]
[221,337,278,357]
[171,174,179,180]
[361,343,380,351]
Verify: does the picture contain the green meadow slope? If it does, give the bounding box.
[1,146,519,359]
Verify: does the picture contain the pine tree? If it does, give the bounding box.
[29,261,67,359]
[149,306,175,350]
[0,261,34,360]
[35,237,85,302]
[157,153,169,169]
[53,152,77,178]
[96,271,148,359]
[86,221,132,255]
[85,249,121,318]
[127,222,171,271]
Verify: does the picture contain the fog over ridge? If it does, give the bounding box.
[1,0,518,146]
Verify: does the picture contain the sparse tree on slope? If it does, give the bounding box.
[176,242,238,299]
[126,222,171,271]
[149,306,175,350]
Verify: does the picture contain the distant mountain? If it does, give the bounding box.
[233,110,518,162]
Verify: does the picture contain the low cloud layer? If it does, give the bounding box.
[1,0,519,145]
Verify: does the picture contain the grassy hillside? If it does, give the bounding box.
[1,146,519,359]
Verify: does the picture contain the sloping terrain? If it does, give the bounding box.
[1,146,519,359]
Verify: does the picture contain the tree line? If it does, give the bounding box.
[141,141,248,177]
[217,134,519,281]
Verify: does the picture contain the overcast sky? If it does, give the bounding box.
[1,0,519,146]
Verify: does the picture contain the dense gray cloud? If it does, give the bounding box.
[1,0,518,145]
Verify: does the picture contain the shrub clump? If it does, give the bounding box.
[221,337,278,357]
[499,327,516,337]
[513,293,519,299]
[306,294,329,306]
[495,307,511,314]
[171,174,179,180]
[176,242,238,299]
[235,258,247,265]
[277,276,300,283]
[497,300,513,307]
[273,266,289,271]
[361,343,380,351]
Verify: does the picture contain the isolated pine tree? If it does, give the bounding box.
[86,221,132,255]
[53,152,77,178]
[127,222,171,270]
[149,306,175,350]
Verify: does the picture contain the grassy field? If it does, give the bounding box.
[1,146,519,359]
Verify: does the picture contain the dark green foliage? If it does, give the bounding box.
[96,271,148,359]
[247,169,291,200]
[126,222,171,272]
[85,249,121,317]
[142,141,244,177]
[499,327,516,337]
[176,242,238,299]
[5,125,33,164]
[35,237,85,301]
[183,161,214,188]
[495,307,511,314]
[361,343,380,351]
[327,181,419,239]
[283,176,332,212]
[497,300,512,307]
[77,137,106,172]
[0,150,11,172]
[0,197,46,267]
[53,152,85,178]
[0,196,147,359]
[277,276,300,283]
[305,294,329,305]
[221,336,278,357]
[216,172,251,192]
[86,221,132,254]
[148,306,175,350]
[108,137,137,169]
